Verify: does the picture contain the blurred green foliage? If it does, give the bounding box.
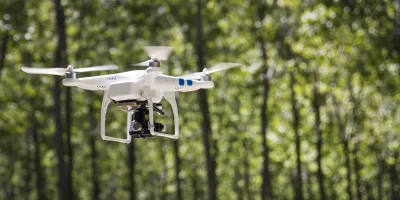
[0,0,399,199]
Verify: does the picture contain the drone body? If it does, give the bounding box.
[22,46,240,143]
[63,68,214,100]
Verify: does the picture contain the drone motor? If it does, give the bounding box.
[149,60,161,67]
[201,74,211,81]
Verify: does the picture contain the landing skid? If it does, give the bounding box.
[100,90,179,143]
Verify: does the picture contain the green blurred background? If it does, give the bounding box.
[0,0,399,199]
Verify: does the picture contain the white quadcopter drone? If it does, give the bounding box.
[22,46,240,144]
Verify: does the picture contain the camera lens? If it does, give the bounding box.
[130,121,143,132]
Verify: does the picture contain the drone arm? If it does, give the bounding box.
[143,88,179,139]
[100,90,132,143]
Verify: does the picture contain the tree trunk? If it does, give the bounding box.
[365,184,374,200]
[397,0,400,35]
[259,55,272,200]
[234,165,243,200]
[128,140,135,200]
[53,32,68,200]
[348,74,362,200]
[0,31,9,73]
[313,69,326,200]
[344,142,353,200]
[251,3,274,198]
[390,153,399,200]
[332,75,356,200]
[257,28,274,200]
[173,140,182,200]
[290,71,303,200]
[305,167,315,200]
[195,0,217,200]
[329,174,337,200]
[88,98,100,200]
[32,113,46,200]
[243,139,252,200]
[53,0,68,199]
[191,174,200,200]
[24,129,32,200]
[344,74,359,200]
[159,141,167,200]
[65,87,74,200]
[6,143,15,200]
[107,178,116,200]
[353,145,362,200]
[377,152,383,200]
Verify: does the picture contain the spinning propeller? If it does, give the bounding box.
[21,64,118,76]
[132,46,173,67]
[180,62,241,80]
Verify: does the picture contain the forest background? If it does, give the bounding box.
[0,0,400,199]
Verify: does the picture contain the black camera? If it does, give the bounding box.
[129,102,166,138]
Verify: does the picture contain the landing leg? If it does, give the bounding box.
[100,90,132,143]
[143,88,179,139]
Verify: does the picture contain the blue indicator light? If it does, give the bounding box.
[187,79,193,86]
[179,78,185,86]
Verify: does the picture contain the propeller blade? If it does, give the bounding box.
[179,62,241,79]
[131,60,152,67]
[144,46,173,60]
[205,62,241,74]
[21,67,66,75]
[74,64,118,72]
[179,72,203,79]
